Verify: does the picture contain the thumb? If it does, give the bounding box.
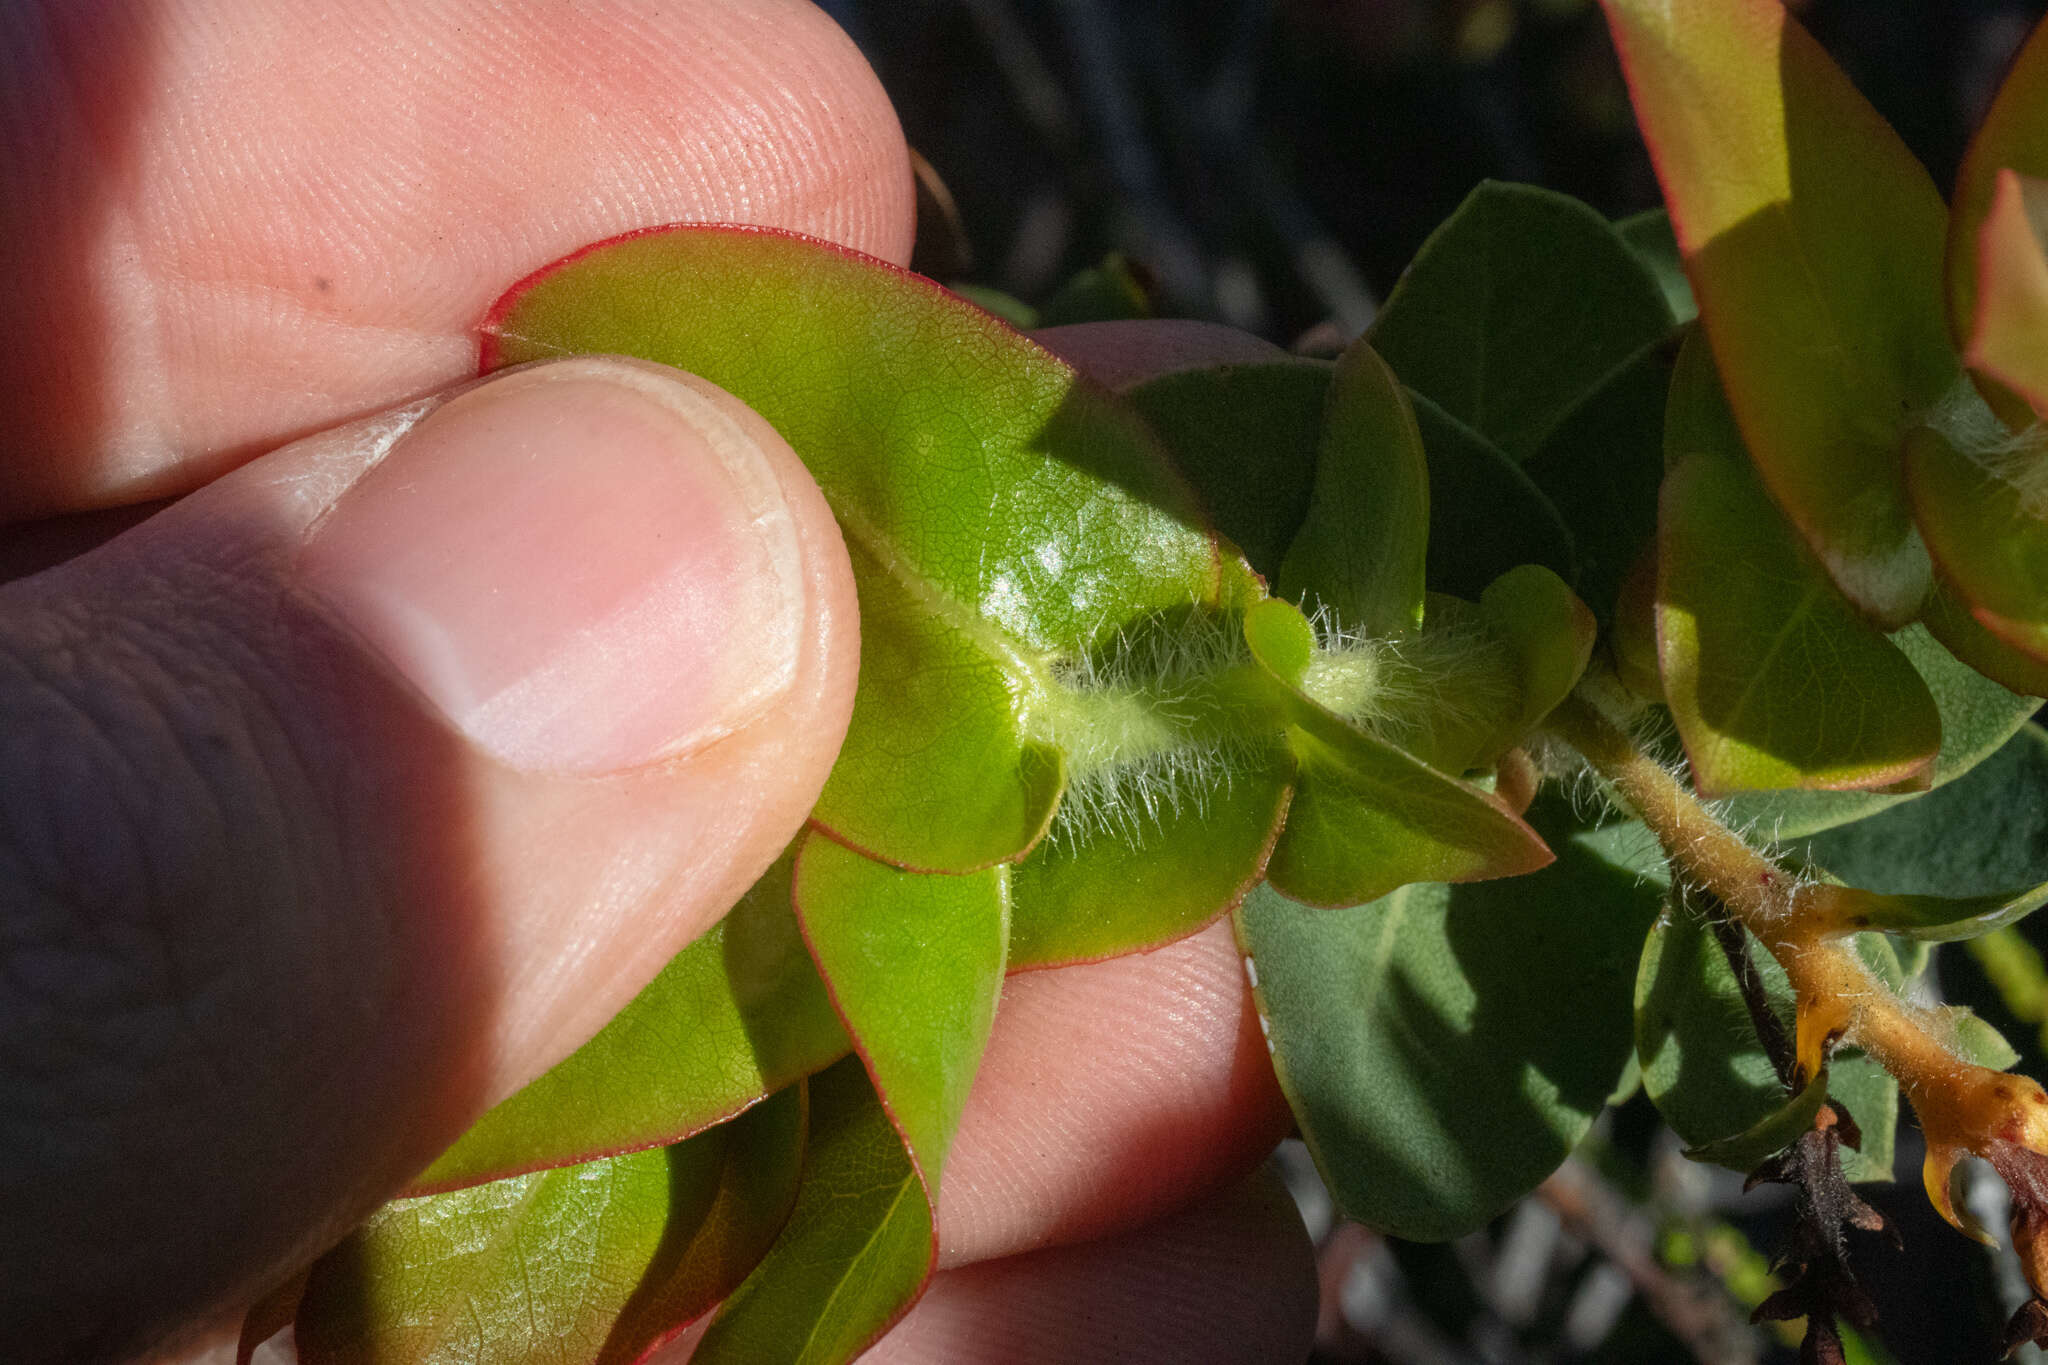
[0,355,858,1363]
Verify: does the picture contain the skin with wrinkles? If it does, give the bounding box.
[0,3,1309,1361]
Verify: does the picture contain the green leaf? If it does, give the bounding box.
[1616,208,1698,324]
[1682,1068,1828,1170]
[298,1085,807,1365]
[694,1060,931,1365]
[1250,603,1555,906]
[1658,448,1939,794]
[1038,253,1155,326]
[1236,798,1665,1240]
[1601,0,1954,626]
[1800,723,2048,897]
[1007,742,1291,969]
[1922,584,2048,699]
[1656,333,1941,795]
[1960,170,2048,418]
[1795,724,2048,943]
[1635,915,1899,1182]
[1368,181,1672,462]
[1406,390,1578,600]
[1520,337,1673,623]
[1123,361,1330,582]
[1717,622,2038,838]
[947,283,1038,330]
[793,835,1006,1193]
[1906,417,2048,671]
[1951,1008,2023,1072]
[416,849,847,1193]
[1278,342,1429,635]
[1946,12,2048,349]
[1476,565,1596,739]
[484,226,1220,872]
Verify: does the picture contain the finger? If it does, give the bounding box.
[937,920,1294,1267]
[3,0,913,519]
[0,355,858,1364]
[871,1166,1317,1365]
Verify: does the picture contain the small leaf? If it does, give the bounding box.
[1905,417,2048,670]
[1616,208,1698,324]
[1825,882,2048,944]
[1602,0,1953,624]
[1657,355,1940,792]
[1038,253,1155,326]
[1249,609,1554,906]
[1636,914,1899,1183]
[1006,742,1290,969]
[693,1060,931,1365]
[1278,341,1429,635]
[1963,170,2048,417]
[1123,361,1330,582]
[484,226,1220,873]
[1237,799,1664,1241]
[1407,390,1578,599]
[1921,584,2048,699]
[1717,621,2038,838]
[1368,181,1672,462]
[1946,12,2048,347]
[793,835,1006,1194]
[298,1086,806,1365]
[1477,564,1596,738]
[416,849,846,1192]
[1683,1068,1828,1170]
[1950,1008,2022,1071]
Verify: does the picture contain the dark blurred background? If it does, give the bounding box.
[823,3,2048,1361]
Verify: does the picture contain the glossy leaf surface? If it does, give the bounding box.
[1602,0,1952,624]
[484,226,1219,871]
[1123,361,1330,581]
[417,851,846,1193]
[1681,1068,1828,1170]
[1636,916,1899,1182]
[1657,334,1940,795]
[793,835,1006,1194]
[694,1060,930,1365]
[1278,341,1429,635]
[1368,181,1672,462]
[298,1086,806,1365]
[1237,800,1663,1240]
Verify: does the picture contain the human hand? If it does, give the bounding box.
[0,1,1312,1361]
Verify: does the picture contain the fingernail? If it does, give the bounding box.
[301,358,805,774]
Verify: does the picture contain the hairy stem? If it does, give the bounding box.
[1545,679,2048,1234]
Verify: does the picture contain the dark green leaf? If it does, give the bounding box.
[1369,181,1672,462]
[416,849,846,1193]
[1278,342,1429,635]
[1615,209,1697,324]
[1520,337,1672,623]
[1123,361,1330,582]
[484,226,1220,872]
[1407,390,1578,600]
[1237,799,1663,1240]
[1906,417,2048,671]
[1038,254,1155,326]
[1636,914,1899,1182]
[298,1086,806,1365]
[793,835,1005,1192]
[1682,1068,1828,1170]
[693,1060,931,1365]
[1603,0,1954,626]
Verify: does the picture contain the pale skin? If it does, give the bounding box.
[0,2,1311,1361]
